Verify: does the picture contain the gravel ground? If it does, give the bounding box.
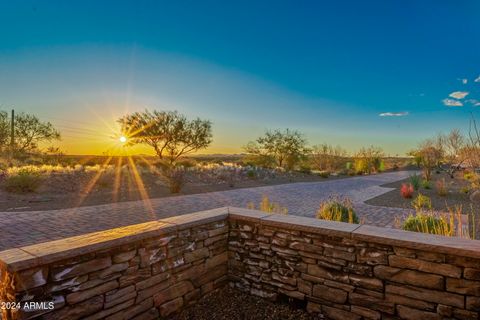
[365,171,478,213]
[173,286,321,320]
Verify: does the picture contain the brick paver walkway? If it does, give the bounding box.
[0,171,416,250]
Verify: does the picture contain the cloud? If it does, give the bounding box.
[379,112,409,117]
[467,99,480,106]
[475,76,480,82]
[443,98,463,107]
[449,91,469,99]
[458,78,468,84]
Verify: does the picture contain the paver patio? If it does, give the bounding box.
[0,170,416,250]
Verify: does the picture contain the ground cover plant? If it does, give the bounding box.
[316,196,359,224]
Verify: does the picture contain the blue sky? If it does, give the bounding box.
[1,1,480,155]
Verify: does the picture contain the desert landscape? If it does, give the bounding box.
[1,1,480,320]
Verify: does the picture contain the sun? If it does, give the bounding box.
[119,136,127,143]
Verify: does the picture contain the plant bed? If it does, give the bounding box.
[173,286,320,320]
[365,171,479,213]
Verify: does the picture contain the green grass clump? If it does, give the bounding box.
[4,169,42,193]
[411,193,432,212]
[316,197,359,224]
[247,195,288,215]
[402,213,452,236]
[409,174,421,191]
[421,179,431,189]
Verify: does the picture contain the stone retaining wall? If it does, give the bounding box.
[0,208,229,320]
[1,207,480,319]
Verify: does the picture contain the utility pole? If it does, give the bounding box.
[10,109,14,156]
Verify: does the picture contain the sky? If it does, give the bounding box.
[1,1,480,156]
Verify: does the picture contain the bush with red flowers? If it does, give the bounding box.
[400,183,414,198]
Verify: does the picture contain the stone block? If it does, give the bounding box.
[373,265,443,290]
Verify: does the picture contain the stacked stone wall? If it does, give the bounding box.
[2,207,480,319]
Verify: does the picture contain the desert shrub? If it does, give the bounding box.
[464,171,476,181]
[155,161,186,193]
[177,158,197,168]
[400,183,414,198]
[164,167,186,193]
[411,193,432,212]
[246,169,256,179]
[379,160,386,172]
[409,174,421,191]
[247,195,288,215]
[316,197,359,224]
[354,158,367,175]
[421,179,431,189]
[461,186,470,194]
[436,178,447,196]
[298,164,311,174]
[353,146,384,174]
[4,169,42,193]
[345,162,352,171]
[402,213,453,236]
[318,171,330,178]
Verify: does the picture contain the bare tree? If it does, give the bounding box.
[311,144,347,172]
[416,139,443,181]
[441,129,466,178]
[118,110,212,164]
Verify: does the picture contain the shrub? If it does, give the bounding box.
[401,213,453,236]
[176,158,197,168]
[3,169,42,193]
[354,158,368,175]
[421,179,431,189]
[464,171,476,181]
[247,195,288,215]
[436,178,447,196]
[461,186,470,194]
[409,174,421,191]
[298,164,311,174]
[246,169,256,179]
[318,171,330,178]
[379,160,386,172]
[400,183,414,198]
[157,164,186,193]
[316,197,359,224]
[411,193,432,212]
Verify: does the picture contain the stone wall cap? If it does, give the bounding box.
[0,248,39,272]
[259,213,360,238]
[159,207,229,229]
[352,225,480,258]
[20,220,178,266]
[228,207,272,222]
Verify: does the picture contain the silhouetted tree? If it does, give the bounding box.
[118,110,212,164]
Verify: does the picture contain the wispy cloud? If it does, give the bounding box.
[443,98,463,107]
[475,76,480,82]
[458,78,468,84]
[467,99,480,106]
[379,112,409,117]
[449,91,469,99]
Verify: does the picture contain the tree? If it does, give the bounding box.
[244,129,309,170]
[311,144,347,172]
[416,139,443,181]
[441,129,466,178]
[0,111,10,152]
[118,110,212,164]
[0,112,60,154]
